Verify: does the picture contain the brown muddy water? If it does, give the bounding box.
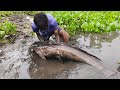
[0,15,120,79]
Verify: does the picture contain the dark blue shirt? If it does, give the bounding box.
[31,14,61,40]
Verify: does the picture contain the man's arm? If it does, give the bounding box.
[54,30,60,44]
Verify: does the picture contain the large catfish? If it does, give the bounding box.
[31,42,118,78]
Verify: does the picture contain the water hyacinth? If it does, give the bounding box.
[0,11,120,36]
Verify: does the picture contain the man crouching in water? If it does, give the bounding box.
[31,12,70,44]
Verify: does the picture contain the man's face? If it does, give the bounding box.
[39,22,48,32]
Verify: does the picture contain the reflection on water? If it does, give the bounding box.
[76,31,120,49]
[76,31,120,70]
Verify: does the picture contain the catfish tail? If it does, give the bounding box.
[102,68,117,79]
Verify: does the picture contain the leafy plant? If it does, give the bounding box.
[0,20,17,39]
[0,11,120,36]
[46,11,120,36]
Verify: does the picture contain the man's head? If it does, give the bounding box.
[34,12,48,31]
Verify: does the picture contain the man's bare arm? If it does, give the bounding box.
[54,30,60,44]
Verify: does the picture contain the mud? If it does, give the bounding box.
[0,15,120,79]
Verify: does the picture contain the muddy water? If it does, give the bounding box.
[67,31,120,79]
[76,31,120,70]
[0,15,120,79]
[0,33,36,79]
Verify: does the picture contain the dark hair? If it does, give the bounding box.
[34,12,48,30]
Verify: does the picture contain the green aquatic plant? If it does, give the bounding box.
[0,11,120,36]
[0,20,17,39]
[45,11,120,36]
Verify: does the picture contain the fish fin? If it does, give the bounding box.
[41,55,47,60]
[70,45,102,61]
[33,47,47,60]
[56,56,64,64]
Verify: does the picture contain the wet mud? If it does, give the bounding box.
[0,15,120,79]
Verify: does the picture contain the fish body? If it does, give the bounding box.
[32,43,118,78]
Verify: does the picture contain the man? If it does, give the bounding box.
[31,12,70,44]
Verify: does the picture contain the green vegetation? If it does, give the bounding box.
[45,11,120,36]
[0,11,120,37]
[23,11,120,36]
[0,20,17,43]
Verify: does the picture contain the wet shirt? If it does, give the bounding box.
[32,14,61,40]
